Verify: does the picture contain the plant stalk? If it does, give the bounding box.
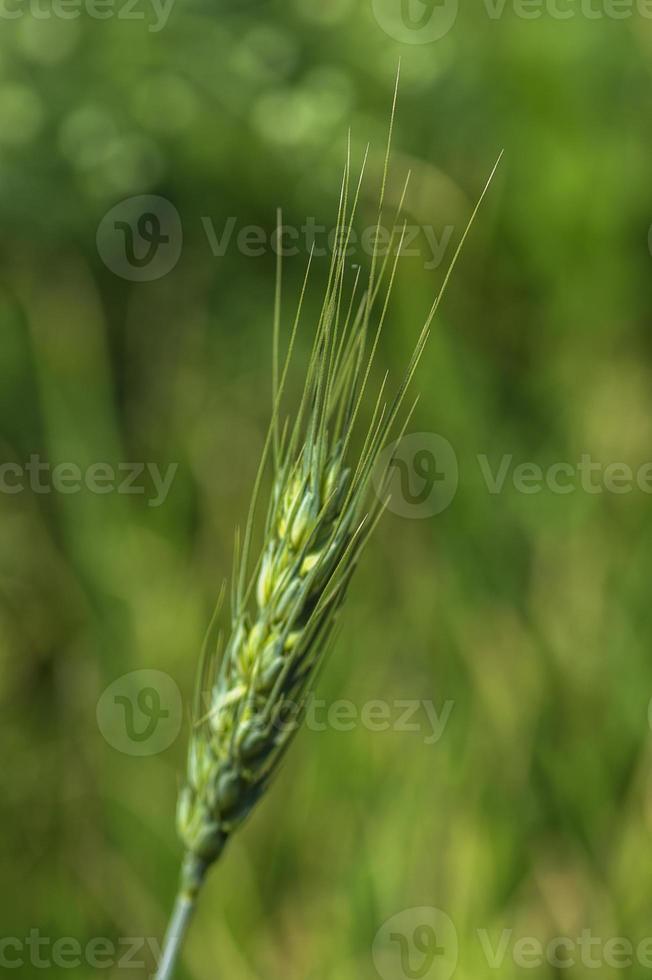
[155,854,208,980]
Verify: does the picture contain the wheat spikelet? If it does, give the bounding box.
[176,139,420,896]
[155,77,501,979]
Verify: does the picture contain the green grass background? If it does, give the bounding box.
[2,2,652,978]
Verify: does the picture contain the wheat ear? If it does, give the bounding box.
[154,90,502,980]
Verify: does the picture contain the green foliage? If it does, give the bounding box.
[2,5,652,979]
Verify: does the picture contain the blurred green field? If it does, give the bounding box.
[2,3,652,979]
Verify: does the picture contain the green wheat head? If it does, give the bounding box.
[175,82,500,898]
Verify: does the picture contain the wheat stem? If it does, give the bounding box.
[155,894,195,980]
[155,854,207,980]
